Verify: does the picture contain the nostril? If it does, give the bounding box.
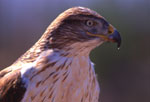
[108,30,113,34]
[108,24,114,34]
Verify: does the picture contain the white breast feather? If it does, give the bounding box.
[21,41,100,102]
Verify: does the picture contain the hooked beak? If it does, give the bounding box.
[108,29,121,48]
[107,24,121,48]
[87,24,121,48]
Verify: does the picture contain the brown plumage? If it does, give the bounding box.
[0,7,121,102]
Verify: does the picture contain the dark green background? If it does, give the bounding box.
[0,0,149,102]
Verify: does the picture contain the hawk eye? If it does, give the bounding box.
[86,20,94,27]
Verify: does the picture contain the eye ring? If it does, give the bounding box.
[86,20,94,26]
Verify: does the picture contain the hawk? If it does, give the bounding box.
[0,7,121,102]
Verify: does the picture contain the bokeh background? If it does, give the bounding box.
[0,0,149,102]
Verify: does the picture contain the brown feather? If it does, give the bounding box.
[0,67,26,102]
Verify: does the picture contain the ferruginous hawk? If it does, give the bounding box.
[0,7,121,102]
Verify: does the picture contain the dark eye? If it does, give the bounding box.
[86,20,94,26]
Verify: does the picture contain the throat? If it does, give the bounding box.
[52,39,102,57]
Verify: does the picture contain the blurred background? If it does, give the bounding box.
[0,0,149,102]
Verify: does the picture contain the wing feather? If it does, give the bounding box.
[0,67,26,102]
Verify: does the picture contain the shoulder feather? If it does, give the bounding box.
[0,67,26,102]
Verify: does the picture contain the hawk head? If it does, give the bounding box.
[20,6,121,62]
[45,7,121,54]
